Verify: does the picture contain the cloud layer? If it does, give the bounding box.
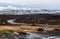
[0,0,60,9]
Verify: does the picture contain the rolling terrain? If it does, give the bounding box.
[0,14,60,25]
[0,13,60,39]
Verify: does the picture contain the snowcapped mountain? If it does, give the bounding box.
[0,6,60,15]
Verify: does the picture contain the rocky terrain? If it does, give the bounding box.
[0,25,60,39]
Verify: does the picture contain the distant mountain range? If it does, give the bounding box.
[0,3,60,15]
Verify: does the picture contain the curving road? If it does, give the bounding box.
[7,19,24,25]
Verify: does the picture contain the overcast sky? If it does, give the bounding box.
[0,0,60,9]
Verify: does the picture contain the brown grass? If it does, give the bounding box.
[0,25,59,32]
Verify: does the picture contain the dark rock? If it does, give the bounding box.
[37,28,44,31]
